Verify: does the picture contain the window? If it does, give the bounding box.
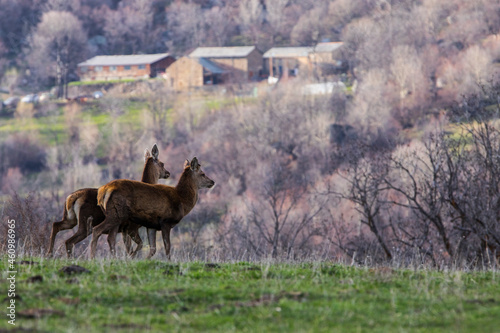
[95,66,103,72]
[124,65,131,70]
[80,66,87,73]
[110,66,117,71]
[138,64,146,69]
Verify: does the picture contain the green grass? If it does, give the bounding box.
[0,257,498,332]
[0,100,147,147]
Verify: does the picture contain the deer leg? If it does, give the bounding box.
[64,216,93,258]
[127,226,143,258]
[160,224,172,260]
[90,218,115,259]
[123,231,133,255]
[107,225,120,257]
[146,228,157,259]
[47,218,77,257]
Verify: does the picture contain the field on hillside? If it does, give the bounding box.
[0,257,499,333]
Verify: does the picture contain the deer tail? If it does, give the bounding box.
[97,186,113,211]
[65,192,83,221]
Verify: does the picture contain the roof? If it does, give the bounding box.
[314,42,343,53]
[263,47,313,58]
[197,58,228,74]
[189,46,256,58]
[77,53,171,67]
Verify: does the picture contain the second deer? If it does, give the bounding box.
[90,157,214,259]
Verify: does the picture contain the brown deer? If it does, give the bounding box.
[47,144,170,257]
[90,157,214,259]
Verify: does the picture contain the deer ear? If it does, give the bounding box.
[190,157,200,171]
[151,144,159,160]
[144,149,151,162]
[184,159,190,169]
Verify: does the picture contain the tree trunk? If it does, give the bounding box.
[56,49,63,99]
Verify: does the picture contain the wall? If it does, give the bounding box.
[164,57,203,90]
[151,57,176,77]
[246,49,263,79]
[79,64,150,81]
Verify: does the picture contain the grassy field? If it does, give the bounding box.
[0,94,253,148]
[0,100,147,147]
[0,257,498,332]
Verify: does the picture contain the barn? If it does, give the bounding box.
[263,47,313,79]
[163,56,229,90]
[188,46,263,82]
[311,42,345,75]
[77,53,175,81]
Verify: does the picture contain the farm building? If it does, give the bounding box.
[77,53,175,81]
[312,42,343,63]
[263,47,313,79]
[311,42,345,75]
[188,46,263,82]
[263,43,345,79]
[164,56,229,90]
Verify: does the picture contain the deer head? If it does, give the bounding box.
[143,144,170,182]
[184,157,215,189]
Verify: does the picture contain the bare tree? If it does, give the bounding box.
[385,136,453,258]
[236,163,323,258]
[204,6,234,47]
[333,153,393,260]
[390,45,429,125]
[460,45,493,92]
[104,0,155,54]
[166,2,204,54]
[265,0,289,43]
[0,0,45,60]
[143,87,174,146]
[27,11,87,98]
[43,0,81,12]
[348,68,396,147]
[444,93,500,262]
[238,0,263,44]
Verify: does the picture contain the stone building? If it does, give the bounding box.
[77,53,175,81]
[164,56,228,90]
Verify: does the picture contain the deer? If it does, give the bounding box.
[46,144,170,257]
[90,157,215,259]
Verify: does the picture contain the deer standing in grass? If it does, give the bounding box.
[47,144,170,257]
[90,157,214,259]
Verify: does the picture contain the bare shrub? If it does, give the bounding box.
[0,134,46,175]
[225,161,323,259]
[348,68,399,148]
[1,192,53,255]
[333,151,393,260]
[64,103,81,144]
[390,45,430,125]
[1,167,22,195]
[141,87,174,146]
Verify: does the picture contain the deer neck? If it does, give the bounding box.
[175,170,198,212]
[141,160,158,184]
